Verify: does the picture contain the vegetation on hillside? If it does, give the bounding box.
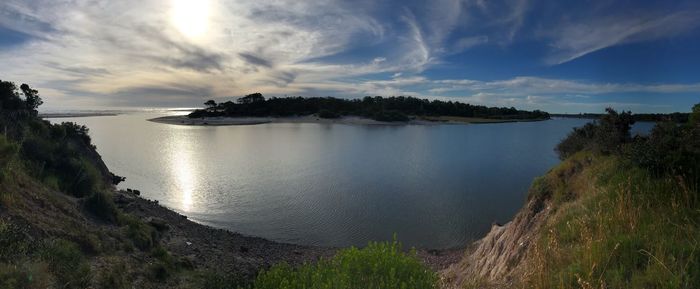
[250,239,436,289]
[0,80,220,288]
[527,104,700,288]
[189,93,550,122]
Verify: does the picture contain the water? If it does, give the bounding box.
[47,113,650,248]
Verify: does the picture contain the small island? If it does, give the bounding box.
[150,94,550,126]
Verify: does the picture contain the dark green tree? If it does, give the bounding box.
[204,99,217,108]
[20,83,43,113]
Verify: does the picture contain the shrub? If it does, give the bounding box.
[252,238,437,289]
[556,108,634,159]
[625,120,700,187]
[148,246,178,281]
[84,191,120,223]
[39,239,91,289]
[121,215,158,251]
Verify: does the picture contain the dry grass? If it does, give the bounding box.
[523,154,700,289]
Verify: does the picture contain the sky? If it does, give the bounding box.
[1,0,699,113]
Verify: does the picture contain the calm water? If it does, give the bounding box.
[47,113,652,248]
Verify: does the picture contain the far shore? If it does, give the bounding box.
[40,112,120,118]
[148,115,547,126]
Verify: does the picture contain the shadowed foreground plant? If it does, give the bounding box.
[253,238,437,289]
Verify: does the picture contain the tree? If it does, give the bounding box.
[204,99,217,109]
[237,93,264,104]
[690,103,700,126]
[20,83,43,112]
[0,80,23,110]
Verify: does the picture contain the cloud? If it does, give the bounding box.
[0,0,697,112]
[239,53,273,68]
[542,9,700,64]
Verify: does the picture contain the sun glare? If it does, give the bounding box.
[170,0,210,39]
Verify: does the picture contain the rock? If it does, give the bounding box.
[147,217,169,231]
[239,246,249,253]
[133,189,141,196]
[114,194,132,205]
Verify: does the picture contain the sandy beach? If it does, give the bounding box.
[148,115,543,126]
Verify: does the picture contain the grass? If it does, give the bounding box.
[251,238,437,289]
[120,214,158,251]
[39,239,92,289]
[525,154,700,289]
[96,258,129,289]
[0,219,30,262]
[84,190,120,223]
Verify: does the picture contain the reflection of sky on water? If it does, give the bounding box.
[46,114,653,248]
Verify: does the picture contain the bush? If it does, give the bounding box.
[625,120,700,187]
[148,246,178,281]
[121,215,158,251]
[84,191,120,223]
[252,238,437,289]
[556,108,634,159]
[39,239,91,289]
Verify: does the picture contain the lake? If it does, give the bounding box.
[47,113,653,249]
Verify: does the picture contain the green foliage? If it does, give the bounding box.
[527,157,700,289]
[148,246,178,281]
[84,191,121,223]
[556,108,634,159]
[189,95,550,121]
[625,119,700,186]
[39,239,92,289]
[19,84,42,113]
[689,103,700,125]
[20,125,103,197]
[252,239,437,289]
[120,215,158,251]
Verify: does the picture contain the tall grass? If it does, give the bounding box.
[525,154,700,289]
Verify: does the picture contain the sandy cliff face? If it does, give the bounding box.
[441,156,592,289]
[440,193,553,288]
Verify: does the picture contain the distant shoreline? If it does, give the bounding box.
[40,112,120,118]
[148,115,548,126]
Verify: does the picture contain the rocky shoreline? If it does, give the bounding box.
[113,189,464,278]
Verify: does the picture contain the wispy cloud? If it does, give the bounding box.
[542,9,700,64]
[0,0,697,112]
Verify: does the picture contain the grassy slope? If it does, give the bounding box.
[524,152,699,288]
[0,148,200,289]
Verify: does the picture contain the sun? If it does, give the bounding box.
[170,0,210,39]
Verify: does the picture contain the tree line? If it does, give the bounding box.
[556,103,700,186]
[190,93,551,121]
